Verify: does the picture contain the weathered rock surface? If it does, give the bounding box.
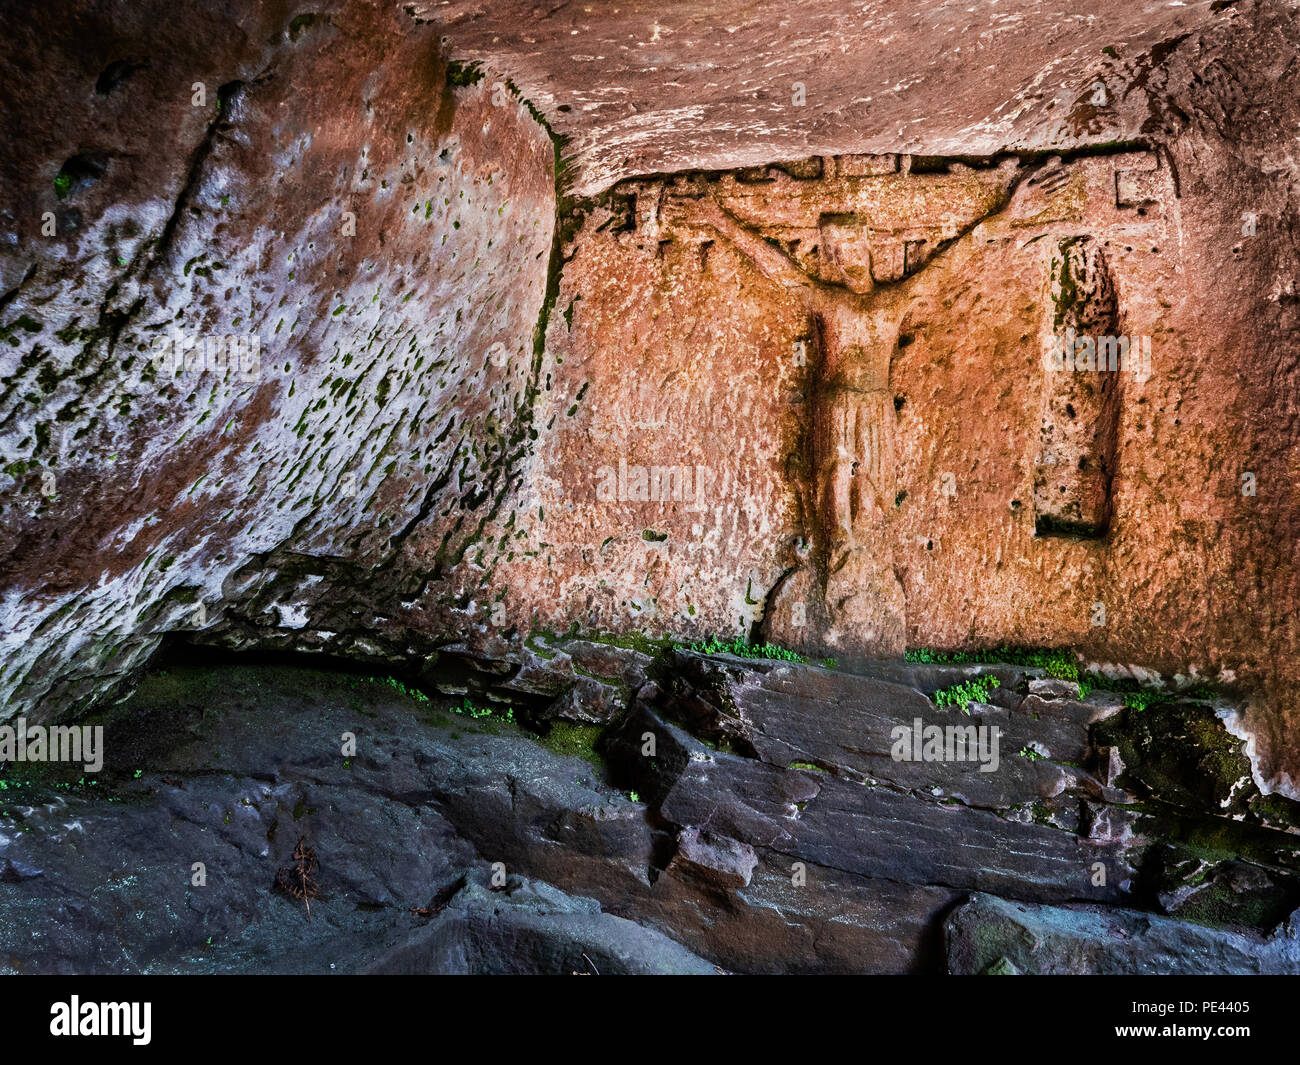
[0,659,712,974]
[6,0,1300,980]
[421,0,1257,197]
[4,0,1300,797]
[0,0,555,735]
[2,647,1297,974]
[946,893,1300,975]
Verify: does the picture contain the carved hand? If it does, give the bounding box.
[1008,156,1070,218]
[661,190,728,231]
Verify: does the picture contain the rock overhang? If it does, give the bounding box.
[418,0,1240,195]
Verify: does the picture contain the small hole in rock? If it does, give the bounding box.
[216,81,243,120]
[95,59,143,94]
[54,153,108,200]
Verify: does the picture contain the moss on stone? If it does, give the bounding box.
[537,722,605,768]
[1095,702,1254,816]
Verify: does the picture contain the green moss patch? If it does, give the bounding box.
[1095,702,1255,817]
[537,722,605,769]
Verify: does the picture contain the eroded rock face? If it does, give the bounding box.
[2,650,1296,974]
[4,0,1300,797]
[1,2,554,722]
[517,149,1181,662]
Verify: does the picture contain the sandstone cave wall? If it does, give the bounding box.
[490,3,1300,792]
[4,0,1300,795]
[0,2,556,720]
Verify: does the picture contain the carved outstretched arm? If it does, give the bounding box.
[666,192,816,296]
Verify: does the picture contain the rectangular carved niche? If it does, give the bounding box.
[1034,237,1122,538]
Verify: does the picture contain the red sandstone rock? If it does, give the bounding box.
[3,0,1300,797]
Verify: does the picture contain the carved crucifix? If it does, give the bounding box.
[660,187,905,652]
[662,192,894,558]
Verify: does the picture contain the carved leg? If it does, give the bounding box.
[849,393,892,530]
[815,396,857,557]
[814,389,905,657]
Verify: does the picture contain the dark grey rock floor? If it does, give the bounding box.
[1,645,1297,974]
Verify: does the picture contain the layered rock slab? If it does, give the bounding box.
[3,648,1299,973]
[946,893,1300,975]
[419,0,1244,195]
[0,662,697,974]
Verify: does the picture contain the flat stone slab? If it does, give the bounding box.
[946,892,1300,975]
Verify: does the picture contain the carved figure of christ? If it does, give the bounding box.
[665,191,894,565]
